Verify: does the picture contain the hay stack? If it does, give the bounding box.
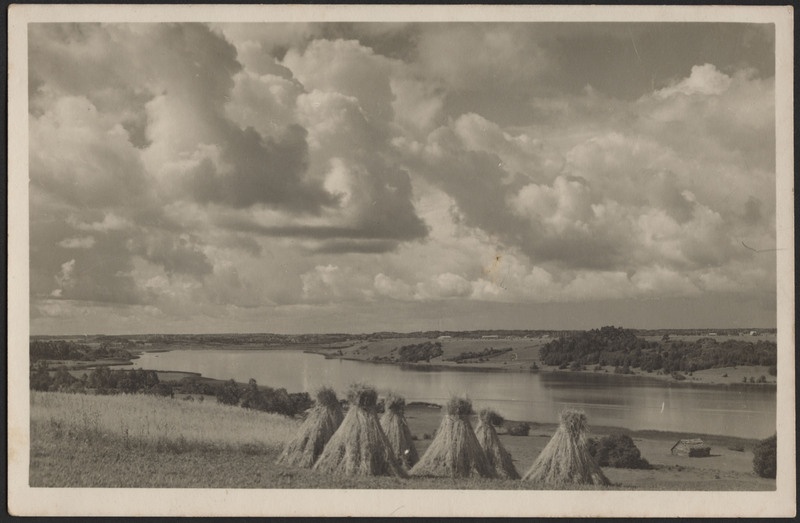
[475,409,520,479]
[410,397,495,478]
[277,387,343,468]
[379,394,419,469]
[523,409,609,486]
[313,384,406,477]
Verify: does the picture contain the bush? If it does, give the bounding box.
[289,392,312,414]
[30,361,53,391]
[767,365,777,376]
[445,347,513,363]
[147,383,174,398]
[588,433,650,469]
[396,341,443,363]
[506,422,530,436]
[217,379,242,405]
[481,409,505,427]
[752,434,776,478]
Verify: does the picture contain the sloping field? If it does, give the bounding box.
[30,391,299,450]
[331,337,547,371]
[29,392,774,490]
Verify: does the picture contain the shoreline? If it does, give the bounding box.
[50,351,775,442]
[302,348,776,391]
[114,345,778,391]
[51,344,775,393]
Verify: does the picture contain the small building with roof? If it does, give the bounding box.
[671,438,711,457]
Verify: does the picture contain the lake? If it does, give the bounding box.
[132,348,776,439]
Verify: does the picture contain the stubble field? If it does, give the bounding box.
[28,392,774,490]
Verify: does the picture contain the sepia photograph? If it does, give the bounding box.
[7,4,795,517]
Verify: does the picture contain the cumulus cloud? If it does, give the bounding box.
[30,95,148,208]
[301,264,373,303]
[283,38,397,122]
[53,259,76,293]
[28,22,777,333]
[656,63,733,98]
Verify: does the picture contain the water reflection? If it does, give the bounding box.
[132,349,776,439]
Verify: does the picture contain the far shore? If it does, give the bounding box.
[77,339,777,390]
[302,347,776,389]
[47,332,776,395]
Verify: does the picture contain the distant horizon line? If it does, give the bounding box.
[30,326,778,338]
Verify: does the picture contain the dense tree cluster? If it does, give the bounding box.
[752,434,777,479]
[30,362,312,417]
[30,362,171,396]
[395,341,444,362]
[220,378,312,417]
[659,338,776,373]
[539,326,776,374]
[445,347,513,363]
[30,340,133,362]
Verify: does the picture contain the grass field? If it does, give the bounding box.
[322,337,546,372]
[29,392,775,490]
[30,391,297,451]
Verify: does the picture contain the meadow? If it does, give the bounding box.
[29,391,775,490]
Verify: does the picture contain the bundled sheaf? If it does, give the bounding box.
[313,384,406,477]
[276,387,343,468]
[523,409,609,486]
[379,394,419,469]
[410,397,495,478]
[475,409,520,479]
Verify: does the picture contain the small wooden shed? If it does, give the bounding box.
[671,438,711,457]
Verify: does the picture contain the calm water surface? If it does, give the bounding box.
[132,349,775,439]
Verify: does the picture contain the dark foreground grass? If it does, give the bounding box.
[30,420,773,490]
[30,420,612,490]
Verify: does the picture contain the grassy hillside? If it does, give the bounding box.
[31,391,298,451]
[29,392,774,490]
[321,337,546,371]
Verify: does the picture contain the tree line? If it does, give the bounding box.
[445,347,513,363]
[30,361,312,417]
[394,341,444,362]
[539,326,777,373]
[30,362,173,396]
[213,378,312,416]
[30,339,133,362]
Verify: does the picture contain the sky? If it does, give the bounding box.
[28,22,778,335]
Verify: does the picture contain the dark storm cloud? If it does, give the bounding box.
[126,232,213,278]
[186,124,336,212]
